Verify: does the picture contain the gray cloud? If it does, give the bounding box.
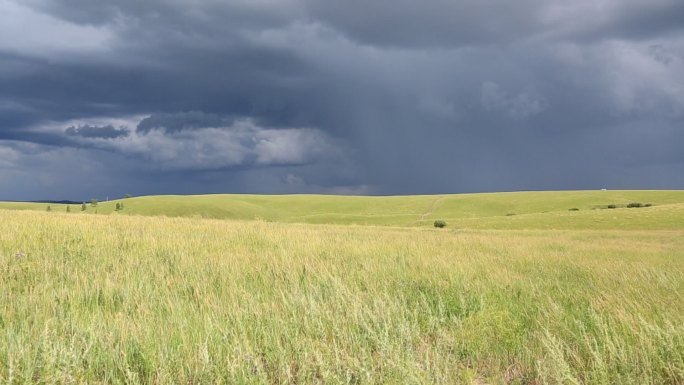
[480,82,546,119]
[66,124,130,139]
[56,116,348,172]
[306,0,684,47]
[136,111,230,134]
[126,121,344,171]
[0,0,683,200]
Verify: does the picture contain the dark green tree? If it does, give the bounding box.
[81,202,87,211]
[115,203,121,211]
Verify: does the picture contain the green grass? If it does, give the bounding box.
[2,191,683,383]
[2,190,684,229]
[1,210,683,384]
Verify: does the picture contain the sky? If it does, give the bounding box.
[1,0,683,200]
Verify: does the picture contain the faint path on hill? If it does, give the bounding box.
[420,196,446,221]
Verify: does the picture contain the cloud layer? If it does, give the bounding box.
[0,0,683,199]
[69,117,345,171]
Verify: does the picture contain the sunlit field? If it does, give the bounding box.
[4,190,684,228]
[1,204,683,384]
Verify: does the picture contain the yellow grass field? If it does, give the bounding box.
[1,208,683,384]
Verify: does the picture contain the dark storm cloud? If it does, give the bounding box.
[0,0,683,200]
[554,1,684,41]
[66,124,129,139]
[305,0,545,48]
[305,0,684,47]
[24,0,301,28]
[136,112,230,134]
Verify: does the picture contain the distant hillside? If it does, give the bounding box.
[1,190,683,230]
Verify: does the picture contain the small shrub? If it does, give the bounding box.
[568,208,579,211]
[627,202,643,208]
[81,203,87,211]
[433,220,447,228]
[46,206,51,212]
[90,199,98,207]
[115,203,121,211]
[124,194,132,199]
[644,203,652,207]
[66,206,71,213]
[607,204,617,209]
[506,213,515,216]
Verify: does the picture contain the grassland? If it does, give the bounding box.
[1,191,683,383]
[1,208,683,384]
[3,190,684,229]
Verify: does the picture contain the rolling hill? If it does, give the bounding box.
[2,190,683,229]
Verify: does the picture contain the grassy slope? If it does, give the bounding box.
[3,190,684,229]
[1,211,683,384]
